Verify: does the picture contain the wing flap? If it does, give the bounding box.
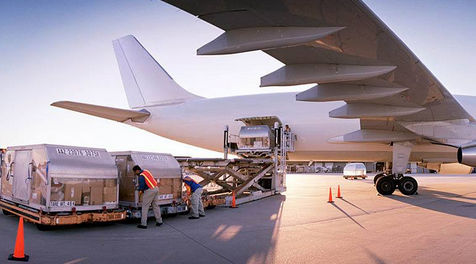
[164,0,474,122]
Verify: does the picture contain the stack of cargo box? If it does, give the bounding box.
[111,151,187,216]
[0,144,120,212]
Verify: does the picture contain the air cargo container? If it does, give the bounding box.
[111,151,187,218]
[0,144,125,227]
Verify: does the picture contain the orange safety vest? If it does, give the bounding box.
[140,169,158,189]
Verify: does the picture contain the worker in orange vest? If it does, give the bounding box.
[133,165,163,229]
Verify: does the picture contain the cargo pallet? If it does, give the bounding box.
[0,199,126,227]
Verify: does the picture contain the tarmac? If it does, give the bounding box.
[2,173,476,264]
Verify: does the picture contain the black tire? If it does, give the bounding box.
[398,176,418,195]
[376,177,395,195]
[206,205,216,209]
[2,209,13,216]
[165,213,178,218]
[36,224,52,231]
[179,208,191,215]
[373,173,386,185]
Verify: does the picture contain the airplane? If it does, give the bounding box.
[52,0,476,196]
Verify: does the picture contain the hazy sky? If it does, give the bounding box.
[1,0,475,157]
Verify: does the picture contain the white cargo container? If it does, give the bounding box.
[343,163,367,179]
[111,151,187,218]
[0,144,125,226]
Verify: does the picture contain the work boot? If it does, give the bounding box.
[199,214,205,218]
[137,225,147,229]
[156,222,163,226]
[188,216,200,220]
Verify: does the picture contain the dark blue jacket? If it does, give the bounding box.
[184,177,202,192]
[137,171,149,191]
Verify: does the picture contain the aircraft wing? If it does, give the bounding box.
[162,0,474,144]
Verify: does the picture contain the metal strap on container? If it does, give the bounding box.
[6,162,14,181]
[45,161,50,185]
[25,161,33,184]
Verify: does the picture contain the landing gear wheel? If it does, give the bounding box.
[398,176,418,195]
[373,173,386,185]
[376,177,395,195]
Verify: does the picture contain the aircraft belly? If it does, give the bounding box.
[132,93,458,162]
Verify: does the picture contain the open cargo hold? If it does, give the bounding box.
[111,151,187,218]
[0,144,125,226]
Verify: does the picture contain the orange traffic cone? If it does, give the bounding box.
[327,188,334,203]
[8,217,29,262]
[229,191,238,208]
[336,185,343,199]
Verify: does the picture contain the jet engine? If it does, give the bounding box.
[457,143,476,167]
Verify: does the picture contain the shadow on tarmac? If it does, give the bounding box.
[347,175,476,220]
[384,187,476,220]
[200,194,287,264]
[331,203,365,229]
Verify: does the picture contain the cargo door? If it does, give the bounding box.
[12,150,32,202]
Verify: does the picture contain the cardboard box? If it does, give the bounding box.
[50,191,64,201]
[104,179,116,187]
[31,190,42,204]
[159,185,173,195]
[103,193,117,203]
[103,186,117,195]
[64,183,82,205]
[90,180,104,187]
[160,178,171,186]
[103,186,117,203]
[90,186,103,205]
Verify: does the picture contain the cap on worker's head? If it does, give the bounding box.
[132,165,142,172]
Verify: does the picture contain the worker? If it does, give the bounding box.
[183,176,205,219]
[133,165,163,229]
[284,124,291,133]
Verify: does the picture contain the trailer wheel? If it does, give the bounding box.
[165,213,178,218]
[179,209,191,215]
[36,224,52,231]
[2,209,12,216]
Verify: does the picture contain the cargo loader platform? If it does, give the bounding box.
[177,116,295,207]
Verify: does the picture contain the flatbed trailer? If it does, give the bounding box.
[1,199,125,226]
[0,144,127,228]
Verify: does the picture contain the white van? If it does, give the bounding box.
[343,163,367,179]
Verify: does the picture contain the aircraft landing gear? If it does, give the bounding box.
[398,176,418,195]
[375,174,418,196]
